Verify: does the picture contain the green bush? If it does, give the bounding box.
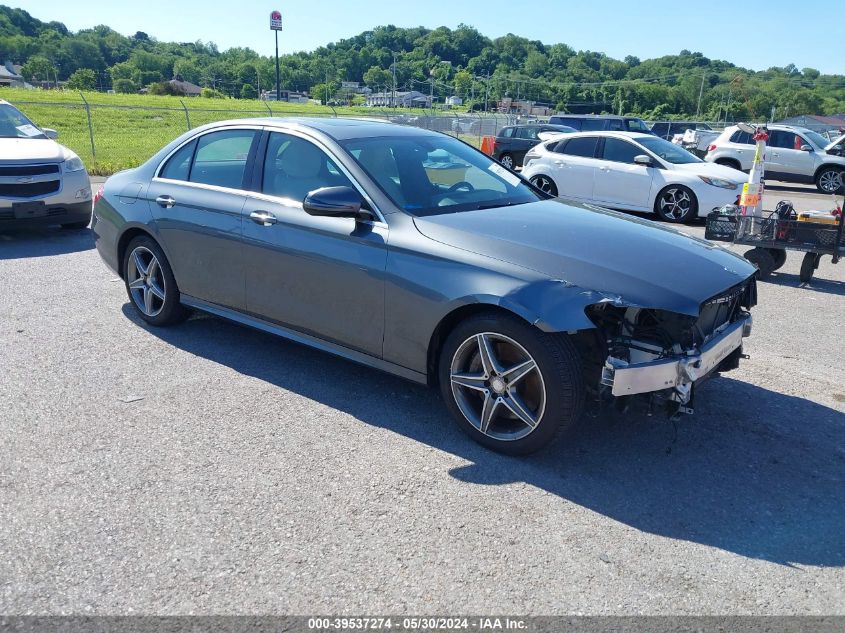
[201,87,225,99]
[67,69,97,91]
[240,83,257,100]
[113,79,137,94]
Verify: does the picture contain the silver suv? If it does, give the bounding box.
[704,124,845,194]
[0,100,91,230]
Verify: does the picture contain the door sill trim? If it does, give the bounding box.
[179,295,428,384]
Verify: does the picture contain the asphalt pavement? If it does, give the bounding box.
[0,181,842,615]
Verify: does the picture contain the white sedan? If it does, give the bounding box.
[521,131,745,223]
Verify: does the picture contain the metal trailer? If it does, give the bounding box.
[705,206,844,283]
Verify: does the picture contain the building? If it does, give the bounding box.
[366,91,432,108]
[445,96,463,107]
[168,75,202,97]
[261,90,309,103]
[498,97,552,117]
[777,114,845,134]
[0,61,26,88]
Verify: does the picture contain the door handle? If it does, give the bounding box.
[772,153,780,157]
[250,210,277,226]
[553,160,565,166]
[155,195,176,208]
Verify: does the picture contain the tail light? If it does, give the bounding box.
[707,144,717,152]
[92,184,104,208]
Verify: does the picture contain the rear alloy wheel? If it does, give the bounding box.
[655,185,697,223]
[438,312,584,455]
[529,175,558,196]
[816,167,843,194]
[499,153,515,170]
[743,247,776,280]
[123,236,188,326]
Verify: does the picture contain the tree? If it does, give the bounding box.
[453,70,472,97]
[20,55,54,82]
[363,65,391,88]
[113,78,137,93]
[240,83,257,99]
[67,68,97,90]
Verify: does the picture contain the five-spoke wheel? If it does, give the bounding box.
[122,235,188,326]
[439,312,584,455]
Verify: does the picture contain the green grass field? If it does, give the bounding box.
[1,88,480,175]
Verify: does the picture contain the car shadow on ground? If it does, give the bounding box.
[125,305,845,569]
[0,227,94,259]
[765,271,845,296]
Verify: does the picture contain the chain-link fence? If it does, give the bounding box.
[11,94,516,175]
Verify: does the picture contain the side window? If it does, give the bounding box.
[770,130,805,150]
[516,126,538,140]
[561,136,599,158]
[555,118,580,130]
[190,129,257,189]
[730,130,753,145]
[605,119,624,131]
[159,139,196,181]
[602,138,643,164]
[263,132,355,202]
[581,119,606,131]
[499,127,514,138]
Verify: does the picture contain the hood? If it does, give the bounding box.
[0,138,65,164]
[673,161,746,182]
[413,199,755,317]
[825,134,844,152]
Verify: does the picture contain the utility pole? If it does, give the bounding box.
[392,51,397,109]
[695,73,706,120]
[484,71,490,112]
[325,68,330,105]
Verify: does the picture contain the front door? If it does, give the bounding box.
[592,137,653,210]
[767,130,816,179]
[241,131,388,357]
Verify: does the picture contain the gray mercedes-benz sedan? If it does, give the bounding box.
[93,118,757,455]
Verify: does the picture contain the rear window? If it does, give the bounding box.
[560,136,599,158]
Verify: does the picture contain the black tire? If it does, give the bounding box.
[529,174,558,196]
[815,166,844,194]
[799,252,821,283]
[654,185,698,223]
[61,211,92,230]
[499,153,515,170]
[743,247,776,280]
[767,248,787,271]
[122,235,188,326]
[438,311,585,455]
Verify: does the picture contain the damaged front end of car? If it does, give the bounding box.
[583,277,756,418]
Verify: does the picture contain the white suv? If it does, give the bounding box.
[704,124,845,194]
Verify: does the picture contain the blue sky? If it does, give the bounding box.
[11,0,841,74]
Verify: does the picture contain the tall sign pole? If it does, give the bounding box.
[270,10,283,102]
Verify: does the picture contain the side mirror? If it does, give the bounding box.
[303,186,373,220]
[799,144,813,152]
[633,154,653,166]
[43,128,58,139]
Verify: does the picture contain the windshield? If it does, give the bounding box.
[340,135,542,216]
[0,104,47,139]
[804,129,831,149]
[626,119,651,132]
[636,136,702,164]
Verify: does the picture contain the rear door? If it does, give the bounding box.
[147,127,260,309]
[592,137,654,210]
[767,129,816,179]
[546,135,600,200]
[241,130,388,357]
[511,125,540,165]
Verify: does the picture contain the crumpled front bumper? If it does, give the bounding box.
[601,313,753,403]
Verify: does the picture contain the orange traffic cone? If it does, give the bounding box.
[480,135,495,155]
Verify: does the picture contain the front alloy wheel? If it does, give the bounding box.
[450,332,546,442]
[656,185,696,222]
[816,168,843,194]
[499,153,515,170]
[438,312,584,455]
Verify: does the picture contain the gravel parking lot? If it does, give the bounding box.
[1,181,843,615]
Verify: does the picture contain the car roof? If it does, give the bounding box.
[551,114,635,120]
[198,116,441,141]
[562,130,654,140]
